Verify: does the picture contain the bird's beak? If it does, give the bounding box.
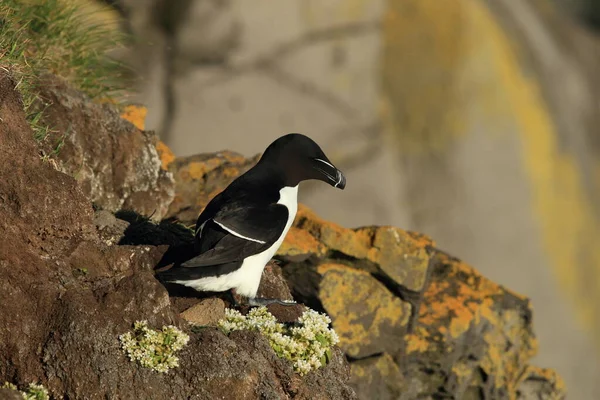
[312,158,346,189]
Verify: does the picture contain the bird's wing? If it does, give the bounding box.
[181,204,289,268]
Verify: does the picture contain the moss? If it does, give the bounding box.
[218,307,339,376]
[119,321,190,373]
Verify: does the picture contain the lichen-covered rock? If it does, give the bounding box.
[286,263,411,359]
[165,151,259,223]
[0,71,355,400]
[276,205,565,399]
[36,75,175,220]
[516,366,566,400]
[350,353,404,400]
[289,205,433,294]
[398,251,540,399]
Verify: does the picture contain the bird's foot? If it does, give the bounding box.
[224,289,243,308]
[247,298,297,307]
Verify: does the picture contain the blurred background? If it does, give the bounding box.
[95,0,599,398]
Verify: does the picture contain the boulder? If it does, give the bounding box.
[276,204,565,399]
[36,75,175,220]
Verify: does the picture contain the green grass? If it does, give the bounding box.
[0,0,130,141]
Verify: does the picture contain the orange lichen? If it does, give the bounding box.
[419,258,504,338]
[182,160,223,181]
[277,227,326,258]
[295,206,372,259]
[295,207,432,290]
[414,251,538,394]
[156,141,175,170]
[405,327,430,354]
[120,105,175,171]
[120,105,147,130]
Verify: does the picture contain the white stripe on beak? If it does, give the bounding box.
[315,158,335,169]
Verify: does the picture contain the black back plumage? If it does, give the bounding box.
[156,161,289,281]
[156,133,345,283]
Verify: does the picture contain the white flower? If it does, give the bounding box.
[217,306,339,375]
[119,321,189,373]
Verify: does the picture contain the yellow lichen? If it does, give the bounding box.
[277,227,326,258]
[404,327,430,354]
[316,263,410,357]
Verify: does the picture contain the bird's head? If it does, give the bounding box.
[259,133,346,189]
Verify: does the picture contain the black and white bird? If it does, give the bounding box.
[157,133,346,306]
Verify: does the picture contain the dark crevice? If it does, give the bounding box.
[345,351,384,364]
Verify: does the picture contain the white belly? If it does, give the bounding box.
[176,185,298,297]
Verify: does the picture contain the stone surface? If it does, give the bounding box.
[285,205,434,297]
[180,298,226,326]
[36,75,174,220]
[0,388,23,400]
[257,263,295,301]
[316,263,411,359]
[277,204,565,399]
[398,251,541,399]
[350,353,404,400]
[94,209,130,246]
[0,70,355,399]
[516,366,567,400]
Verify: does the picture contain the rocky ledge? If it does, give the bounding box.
[0,70,565,399]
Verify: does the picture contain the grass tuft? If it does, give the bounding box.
[0,0,130,142]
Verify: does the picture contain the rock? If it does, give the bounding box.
[0,388,23,400]
[0,70,355,399]
[517,366,566,400]
[120,105,175,171]
[165,151,259,224]
[350,353,404,400]
[94,209,130,246]
[277,205,566,399]
[285,263,411,359]
[399,251,541,399]
[36,75,175,220]
[286,205,434,294]
[180,298,226,326]
[257,263,294,301]
[276,226,327,261]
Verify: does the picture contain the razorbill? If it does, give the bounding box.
[157,133,346,306]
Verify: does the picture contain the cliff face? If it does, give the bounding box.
[0,72,353,399]
[0,70,564,399]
